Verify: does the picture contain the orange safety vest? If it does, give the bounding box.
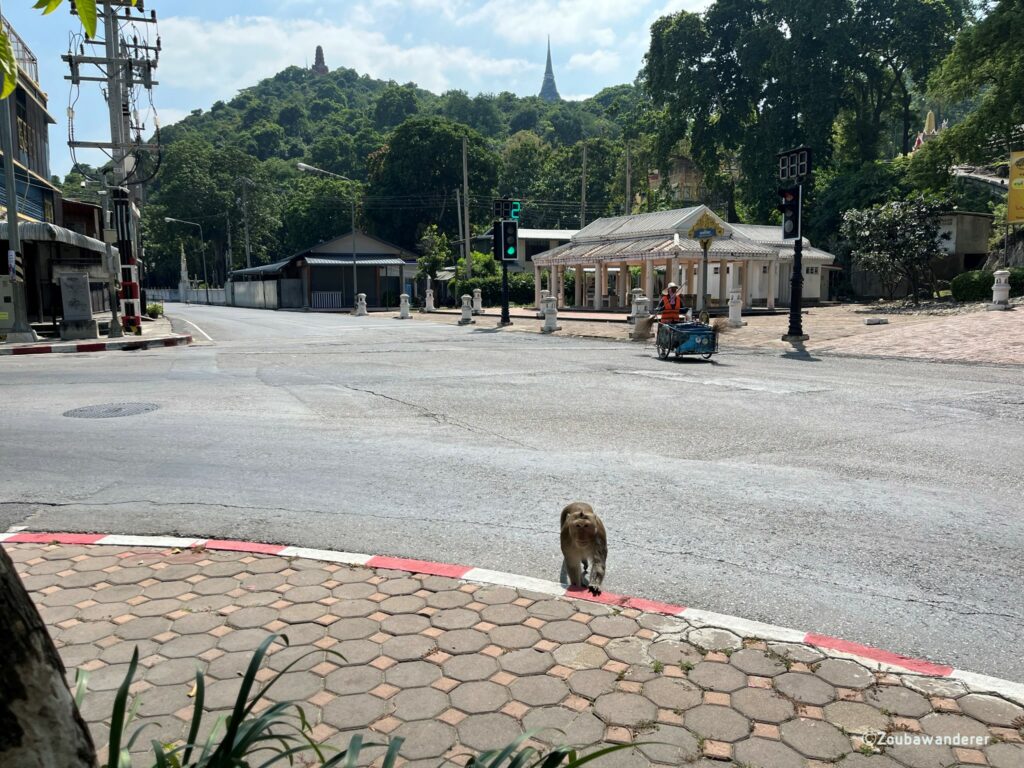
[659,292,682,322]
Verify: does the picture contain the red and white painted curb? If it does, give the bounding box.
[0,334,192,356]
[3,530,1022,705]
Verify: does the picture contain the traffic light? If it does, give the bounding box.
[501,220,519,261]
[492,220,502,260]
[778,187,800,240]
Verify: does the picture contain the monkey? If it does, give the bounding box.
[560,501,607,595]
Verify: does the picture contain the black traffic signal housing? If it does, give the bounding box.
[778,187,801,240]
[492,219,502,260]
[501,220,519,261]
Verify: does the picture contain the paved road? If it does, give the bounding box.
[3,305,1023,681]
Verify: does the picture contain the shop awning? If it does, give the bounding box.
[0,221,112,255]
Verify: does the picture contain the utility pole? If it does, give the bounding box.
[625,144,632,216]
[462,136,472,278]
[64,0,161,335]
[225,211,233,281]
[581,143,588,227]
[455,188,464,277]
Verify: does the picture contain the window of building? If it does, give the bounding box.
[762,264,769,274]
[806,266,819,275]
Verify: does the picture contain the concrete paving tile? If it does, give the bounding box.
[552,642,609,670]
[264,670,322,703]
[733,686,797,723]
[277,603,327,624]
[568,668,618,700]
[327,617,379,641]
[841,755,905,768]
[685,704,752,742]
[457,712,523,752]
[769,643,825,664]
[243,557,288,575]
[510,674,569,706]
[731,648,788,677]
[392,719,457,760]
[735,736,809,768]
[443,653,500,682]
[636,723,700,764]
[593,691,658,728]
[390,686,449,721]
[333,582,377,600]
[475,587,518,605]
[325,663,385,696]
[331,639,381,667]
[450,680,510,713]
[780,718,852,760]
[432,608,481,630]
[480,604,529,626]
[380,613,430,636]
[379,595,426,615]
[488,625,541,650]
[689,660,748,692]
[688,627,743,651]
[426,590,473,609]
[527,600,576,621]
[958,695,1024,727]
[865,685,933,718]
[384,660,440,689]
[887,742,957,768]
[776,672,837,706]
[642,676,703,710]
[322,693,387,730]
[920,713,993,740]
[58,620,118,645]
[329,599,378,618]
[499,648,555,676]
[604,637,652,666]
[824,701,890,734]
[375,634,431,662]
[540,620,592,644]
[159,633,218,659]
[588,615,640,639]
[115,616,171,641]
[99,640,156,665]
[814,659,874,689]
[986,743,1024,768]
[379,577,420,596]
[437,629,488,655]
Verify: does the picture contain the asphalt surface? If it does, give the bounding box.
[2,305,1022,681]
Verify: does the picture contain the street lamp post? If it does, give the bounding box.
[165,217,209,304]
[297,163,358,311]
[236,176,255,269]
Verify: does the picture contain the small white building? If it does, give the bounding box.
[531,206,836,310]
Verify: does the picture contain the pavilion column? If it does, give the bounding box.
[593,263,603,309]
[718,260,728,306]
[617,261,628,308]
[740,261,751,308]
[767,260,777,309]
[557,266,565,308]
[643,259,655,299]
[670,257,680,289]
[534,263,542,308]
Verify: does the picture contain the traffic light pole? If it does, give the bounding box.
[500,260,512,326]
[782,184,808,342]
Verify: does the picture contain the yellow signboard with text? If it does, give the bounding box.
[1010,151,1024,224]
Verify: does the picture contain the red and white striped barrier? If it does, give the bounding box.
[0,335,192,356]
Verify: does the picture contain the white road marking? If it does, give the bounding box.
[170,315,213,341]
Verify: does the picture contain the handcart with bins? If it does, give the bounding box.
[655,318,719,360]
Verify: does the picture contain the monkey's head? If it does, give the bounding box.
[566,504,599,541]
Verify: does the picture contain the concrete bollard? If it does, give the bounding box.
[627,288,646,324]
[355,293,368,316]
[989,269,1011,310]
[424,289,436,312]
[728,291,744,328]
[537,289,551,318]
[472,288,483,315]
[458,294,475,325]
[541,296,560,333]
[397,293,412,319]
[630,296,653,340]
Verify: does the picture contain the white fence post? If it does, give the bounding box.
[424,289,436,312]
[989,269,1011,310]
[541,296,560,333]
[472,288,483,315]
[398,294,412,319]
[355,293,368,316]
[458,294,475,325]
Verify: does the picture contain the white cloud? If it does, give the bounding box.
[567,50,621,74]
[158,14,529,99]
[459,0,650,46]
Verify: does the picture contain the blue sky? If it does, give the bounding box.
[6,0,709,177]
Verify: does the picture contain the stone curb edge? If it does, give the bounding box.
[4,530,1023,706]
[0,334,192,356]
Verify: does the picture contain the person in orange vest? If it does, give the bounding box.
[656,282,684,323]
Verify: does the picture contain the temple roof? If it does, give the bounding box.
[539,37,561,102]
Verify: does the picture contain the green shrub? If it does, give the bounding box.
[451,271,535,306]
[950,270,993,302]
[145,302,163,318]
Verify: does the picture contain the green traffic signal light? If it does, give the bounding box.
[507,246,515,256]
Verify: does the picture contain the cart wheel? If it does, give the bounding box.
[701,351,714,360]
[657,343,670,360]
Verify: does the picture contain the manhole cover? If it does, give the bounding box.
[63,403,159,419]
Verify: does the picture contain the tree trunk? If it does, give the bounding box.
[0,546,97,768]
[901,90,913,156]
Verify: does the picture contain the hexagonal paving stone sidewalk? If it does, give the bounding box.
[9,542,1024,767]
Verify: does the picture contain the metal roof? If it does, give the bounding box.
[230,257,293,276]
[573,206,705,242]
[532,234,776,266]
[305,257,407,267]
[0,221,112,255]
